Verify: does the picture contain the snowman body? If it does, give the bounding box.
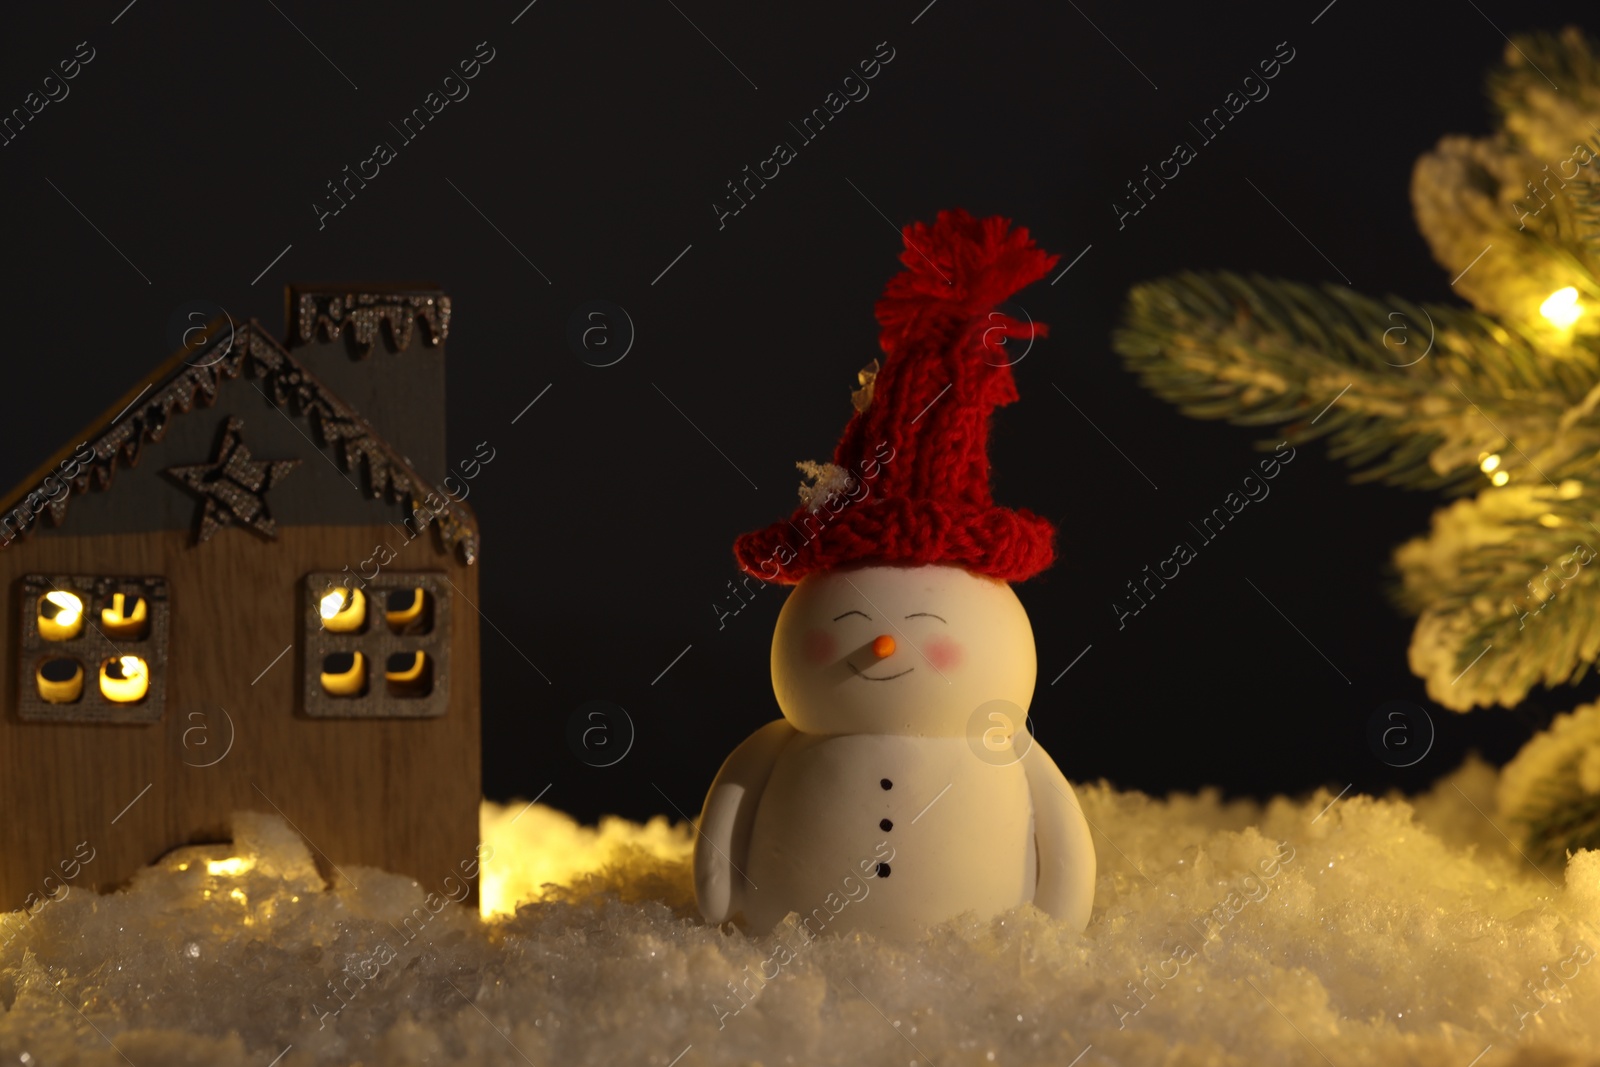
[695,563,1096,938]
[741,731,1033,938]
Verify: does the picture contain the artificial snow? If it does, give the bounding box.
[2,760,1597,1066]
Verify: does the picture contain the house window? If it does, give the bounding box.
[384,587,432,634]
[384,650,432,697]
[319,587,367,633]
[302,572,449,718]
[101,593,150,639]
[18,575,169,723]
[99,655,151,702]
[320,651,368,696]
[37,592,84,641]
[36,656,84,703]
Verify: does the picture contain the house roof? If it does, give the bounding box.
[0,318,479,563]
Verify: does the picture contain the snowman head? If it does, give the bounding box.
[770,563,1037,737]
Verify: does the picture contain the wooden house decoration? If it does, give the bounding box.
[0,285,482,911]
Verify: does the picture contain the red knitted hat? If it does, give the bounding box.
[733,208,1059,585]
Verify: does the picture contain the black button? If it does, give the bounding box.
[876,862,891,877]
[879,818,893,832]
[880,778,892,790]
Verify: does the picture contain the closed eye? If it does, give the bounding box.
[832,610,870,622]
[905,612,947,623]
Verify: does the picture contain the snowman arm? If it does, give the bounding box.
[694,718,797,924]
[1021,739,1096,931]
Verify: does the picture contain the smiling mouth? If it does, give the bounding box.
[848,662,915,681]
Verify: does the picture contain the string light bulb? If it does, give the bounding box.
[1541,286,1583,328]
[1491,470,1510,486]
[1479,453,1502,474]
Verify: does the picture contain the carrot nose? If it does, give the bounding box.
[871,634,896,659]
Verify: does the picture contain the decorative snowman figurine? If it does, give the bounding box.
[695,210,1096,939]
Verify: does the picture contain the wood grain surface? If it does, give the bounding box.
[0,523,481,911]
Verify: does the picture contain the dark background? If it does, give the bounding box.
[3,0,1595,824]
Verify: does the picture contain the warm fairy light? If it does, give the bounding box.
[100,593,148,638]
[207,857,253,876]
[319,587,366,632]
[1540,513,1563,528]
[1491,470,1510,486]
[229,888,247,905]
[100,656,150,702]
[1479,453,1502,473]
[38,591,84,640]
[1541,286,1583,328]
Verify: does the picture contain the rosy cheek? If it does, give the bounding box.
[924,635,964,672]
[802,628,837,666]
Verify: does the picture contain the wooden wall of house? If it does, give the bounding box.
[0,524,481,911]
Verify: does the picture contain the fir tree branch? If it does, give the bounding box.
[1569,169,1600,250]
[1520,787,1600,865]
[1115,272,1600,492]
[1498,698,1600,862]
[1487,30,1600,126]
[1402,491,1600,710]
[1523,164,1600,281]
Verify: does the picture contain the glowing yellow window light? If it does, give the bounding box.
[37,591,84,641]
[1541,286,1583,328]
[385,588,428,632]
[100,655,149,703]
[36,658,84,703]
[100,593,148,639]
[319,587,366,633]
[385,651,431,697]
[385,651,427,684]
[320,651,366,696]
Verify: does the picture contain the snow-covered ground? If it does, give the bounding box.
[1,759,1596,1066]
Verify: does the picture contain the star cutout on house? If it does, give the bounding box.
[165,417,300,542]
